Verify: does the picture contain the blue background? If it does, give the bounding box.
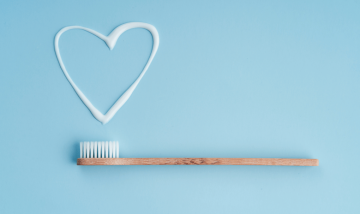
[1,0,359,213]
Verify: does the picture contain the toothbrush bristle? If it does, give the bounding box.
[80,142,83,158]
[80,141,119,159]
[112,142,114,158]
[83,142,86,158]
[105,141,109,158]
[98,142,101,158]
[113,141,115,158]
[116,141,119,158]
[86,142,90,158]
[90,142,94,158]
[109,141,113,158]
[102,142,104,158]
[94,142,97,158]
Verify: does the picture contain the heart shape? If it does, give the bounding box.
[55,22,159,124]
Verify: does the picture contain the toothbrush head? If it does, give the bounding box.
[80,141,119,158]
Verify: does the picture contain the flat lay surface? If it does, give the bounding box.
[0,0,359,213]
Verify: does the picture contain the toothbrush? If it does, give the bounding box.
[77,141,319,166]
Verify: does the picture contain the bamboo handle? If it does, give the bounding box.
[77,158,318,166]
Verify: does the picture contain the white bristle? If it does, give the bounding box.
[98,142,101,158]
[114,141,117,158]
[101,141,104,158]
[83,142,86,158]
[116,141,119,158]
[111,141,113,158]
[90,142,93,158]
[105,141,109,158]
[86,142,90,158]
[112,141,116,158]
[113,141,116,158]
[109,141,113,158]
[112,141,115,158]
[80,142,83,158]
[94,142,97,158]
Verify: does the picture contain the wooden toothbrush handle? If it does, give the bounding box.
[77,158,318,166]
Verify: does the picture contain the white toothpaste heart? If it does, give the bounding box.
[55,22,159,124]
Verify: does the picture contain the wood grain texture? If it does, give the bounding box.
[77,158,318,166]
